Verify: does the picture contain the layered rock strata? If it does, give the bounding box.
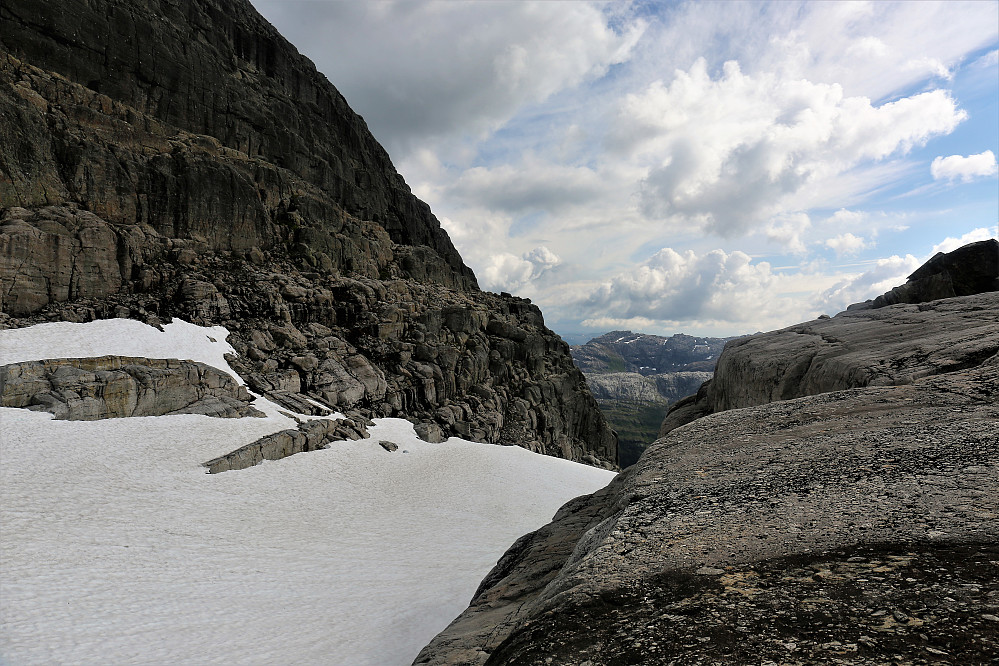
[0,355,262,419]
[585,371,711,468]
[0,0,616,466]
[417,286,999,664]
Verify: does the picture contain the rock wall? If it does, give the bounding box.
[0,0,617,466]
[416,287,999,666]
[0,0,472,280]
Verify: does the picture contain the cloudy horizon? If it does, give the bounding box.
[252,0,998,343]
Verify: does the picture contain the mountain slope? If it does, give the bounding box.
[0,0,616,466]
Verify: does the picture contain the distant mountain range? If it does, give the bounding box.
[571,331,737,466]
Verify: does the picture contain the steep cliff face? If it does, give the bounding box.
[582,370,710,467]
[0,0,471,277]
[417,249,999,665]
[572,330,730,375]
[0,0,616,466]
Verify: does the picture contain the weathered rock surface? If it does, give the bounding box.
[0,0,616,467]
[0,355,262,419]
[0,0,473,283]
[417,278,999,665]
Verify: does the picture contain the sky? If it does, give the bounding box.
[252,0,999,343]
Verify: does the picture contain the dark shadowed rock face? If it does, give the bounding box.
[416,281,999,664]
[868,238,998,309]
[0,0,617,466]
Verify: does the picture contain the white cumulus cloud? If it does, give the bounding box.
[930,150,998,182]
[253,1,645,161]
[578,247,797,328]
[931,227,996,254]
[481,246,562,292]
[611,58,966,236]
[819,254,921,311]
[825,232,872,257]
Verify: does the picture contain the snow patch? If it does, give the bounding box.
[0,318,241,383]
[0,319,615,666]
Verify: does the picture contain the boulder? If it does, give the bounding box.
[0,356,262,419]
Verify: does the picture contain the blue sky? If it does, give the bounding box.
[253,0,998,343]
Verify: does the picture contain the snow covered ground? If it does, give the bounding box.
[0,319,615,666]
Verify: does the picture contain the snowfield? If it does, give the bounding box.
[0,319,615,666]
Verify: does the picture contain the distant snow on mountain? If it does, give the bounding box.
[571,330,736,466]
[0,319,614,666]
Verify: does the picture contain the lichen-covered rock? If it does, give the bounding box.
[0,356,262,419]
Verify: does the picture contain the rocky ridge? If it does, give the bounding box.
[572,331,731,376]
[416,244,999,665]
[0,0,616,467]
[659,239,999,438]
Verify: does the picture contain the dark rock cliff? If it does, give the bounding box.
[0,0,617,467]
[416,247,999,665]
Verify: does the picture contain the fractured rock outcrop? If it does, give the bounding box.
[0,355,262,419]
[203,416,370,473]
